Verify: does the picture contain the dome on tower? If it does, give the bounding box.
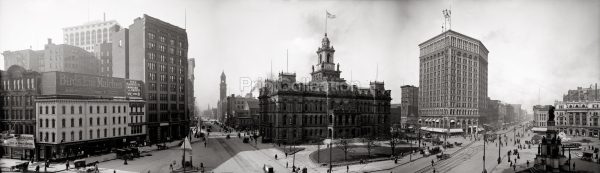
[321,33,330,48]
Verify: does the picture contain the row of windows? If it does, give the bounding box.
[558,104,600,109]
[38,105,133,115]
[2,78,36,91]
[3,96,35,106]
[66,28,110,46]
[146,52,186,66]
[38,127,127,143]
[262,101,390,113]
[39,115,132,128]
[147,62,186,74]
[147,32,185,48]
[1,109,35,120]
[147,73,186,84]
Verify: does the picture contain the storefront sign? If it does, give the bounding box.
[1,134,35,149]
[42,71,126,97]
[126,80,144,98]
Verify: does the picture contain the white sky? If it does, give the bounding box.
[1,0,599,114]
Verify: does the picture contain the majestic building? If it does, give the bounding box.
[400,85,419,128]
[217,71,227,123]
[533,84,600,138]
[258,33,392,144]
[63,20,120,52]
[125,14,190,143]
[563,83,599,102]
[2,49,44,71]
[0,65,41,160]
[554,101,600,137]
[418,30,489,134]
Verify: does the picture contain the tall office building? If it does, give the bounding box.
[63,20,120,52]
[418,30,489,134]
[400,85,419,128]
[126,14,189,143]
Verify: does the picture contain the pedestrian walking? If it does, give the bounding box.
[286,162,288,168]
[573,162,576,170]
[36,165,40,173]
[347,165,349,173]
[66,161,70,170]
[170,164,173,171]
[526,160,529,167]
[431,159,434,167]
[275,154,278,160]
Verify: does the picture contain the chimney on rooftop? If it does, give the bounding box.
[47,38,52,44]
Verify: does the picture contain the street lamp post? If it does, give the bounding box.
[513,127,516,145]
[289,118,296,171]
[497,135,501,164]
[483,130,487,173]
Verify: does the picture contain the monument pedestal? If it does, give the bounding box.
[533,121,570,172]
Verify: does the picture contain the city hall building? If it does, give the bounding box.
[258,33,392,144]
[418,30,489,134]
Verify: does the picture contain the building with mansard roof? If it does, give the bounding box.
[258,33,392,144]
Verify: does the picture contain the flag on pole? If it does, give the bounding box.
[326,11,336,19]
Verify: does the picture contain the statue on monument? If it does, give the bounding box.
[548,105,555,122]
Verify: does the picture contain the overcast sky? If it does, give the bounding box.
[1,0,599,113]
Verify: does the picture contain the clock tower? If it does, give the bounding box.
[311,33,343,82]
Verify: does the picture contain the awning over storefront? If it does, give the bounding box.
[532,127,547,132]
[449,128,464,133]
[419,127,464,133]
[435,119,440,123]
[450,120,455,123]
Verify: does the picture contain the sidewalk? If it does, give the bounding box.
[16,137,204,173]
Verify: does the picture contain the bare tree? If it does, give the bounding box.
[338,139,351,161]
[388,132,401,156]
[365,136,377,160]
